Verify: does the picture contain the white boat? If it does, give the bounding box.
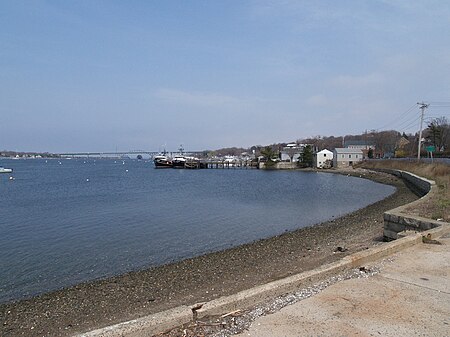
[172,155,186,168]
[0,167,13,173]
[172,144,187,168]
[153,154,173,168]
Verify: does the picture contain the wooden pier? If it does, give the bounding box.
[184,159,258,169]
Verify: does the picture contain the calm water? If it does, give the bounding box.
[0,159,395,303]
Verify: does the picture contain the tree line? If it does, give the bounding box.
[213,116,450,161]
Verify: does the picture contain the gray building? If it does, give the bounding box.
[344,140,375,150]
[333,148,363,168]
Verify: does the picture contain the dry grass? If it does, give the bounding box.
[360,160,450,221]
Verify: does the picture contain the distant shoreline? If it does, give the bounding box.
[0,169,419,337]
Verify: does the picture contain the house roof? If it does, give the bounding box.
[334,148,363,154]
[396,137,410,148]
[344,140,375,146]
[317,149,333,154]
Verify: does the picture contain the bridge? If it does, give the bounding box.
[58,150,206,159]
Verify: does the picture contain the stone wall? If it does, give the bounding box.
[380,169,444,240]
[258,162,298,169]
[373,168,432,197]
[275,162,298,170]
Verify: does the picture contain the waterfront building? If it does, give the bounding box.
[280,143,307,162]
[314,149,333,169]
[344,140,376,159]
[344,140,376,150]
[333,148,363,168]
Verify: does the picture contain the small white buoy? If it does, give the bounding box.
[125,169,129,172]
[122,161,125,165]
[9,176,14,180]
[86,178,90,182]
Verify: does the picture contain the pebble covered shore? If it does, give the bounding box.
[0,169,419,337]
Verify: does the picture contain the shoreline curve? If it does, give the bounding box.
[0,169,420,337]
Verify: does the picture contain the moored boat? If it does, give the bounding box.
[184,157,200,169]
[172,144,186,168]
[0,167,13,173]
[153,155,173,168]
[172,155,186,168]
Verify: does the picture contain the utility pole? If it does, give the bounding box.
[417,102,429,161]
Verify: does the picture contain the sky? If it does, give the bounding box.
[1,0,450,153]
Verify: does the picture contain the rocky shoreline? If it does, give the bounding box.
[0,169,419,337]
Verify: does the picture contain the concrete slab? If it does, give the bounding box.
[79,305,192,337]
[76,226,449,336]
[381,240,450,294]
[236,237,450,337]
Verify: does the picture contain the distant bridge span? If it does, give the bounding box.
[58,150,206,158]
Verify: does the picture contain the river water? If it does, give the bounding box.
[0,159,395,303]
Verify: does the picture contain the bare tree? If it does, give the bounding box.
[372,130,400,154]
[426,117,449,151]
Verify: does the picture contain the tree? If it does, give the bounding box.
[260,146,278,168]
[367,148,374,159]
[372,130,400,155]
[300,145,313,167]
[299,135,342,151]
[426,117,449,151]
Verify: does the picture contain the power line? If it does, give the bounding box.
[387,110,421,132]
[425,116,450,120]
[428,101,450,104]
[428,102,450,110]
[398,115,421,133]
[371,101,448,137]
[395,111,421,128]
[374,103,417,131]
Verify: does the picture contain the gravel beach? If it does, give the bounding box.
[0,169,419,337]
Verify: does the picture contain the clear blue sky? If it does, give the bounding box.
[1,1,449,152]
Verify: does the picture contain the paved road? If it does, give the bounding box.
[237,234,450,337]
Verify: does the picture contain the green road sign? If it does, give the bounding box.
[426,146,436,153]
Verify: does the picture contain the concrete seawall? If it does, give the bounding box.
[79,169,450,337]
[375,169,444,241]
[258,162,298,169]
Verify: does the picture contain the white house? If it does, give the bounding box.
[333,148,363,168]
[314,149,333,168]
